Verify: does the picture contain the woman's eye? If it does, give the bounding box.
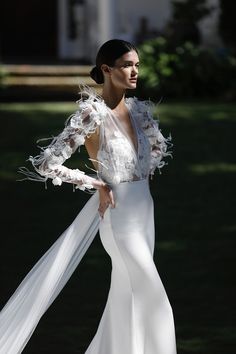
[123,63,140,68]
[122,63,139,69]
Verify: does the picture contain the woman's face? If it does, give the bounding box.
[108,50,139,89]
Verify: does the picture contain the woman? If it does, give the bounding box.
[0,39,177,353]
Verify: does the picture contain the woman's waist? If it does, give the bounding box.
[99,169,149,186]
[109,178,152,206]
[111,177,149,189]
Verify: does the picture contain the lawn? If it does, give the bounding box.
[0,100,235,354]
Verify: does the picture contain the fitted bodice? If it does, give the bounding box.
[97,101,151,185]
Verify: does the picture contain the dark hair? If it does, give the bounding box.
[90,39,138,84]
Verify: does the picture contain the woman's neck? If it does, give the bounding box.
[102,86,126,110]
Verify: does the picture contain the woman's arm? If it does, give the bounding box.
[23,99,106,191]
[135,99,172,176]
[145,115,172,176]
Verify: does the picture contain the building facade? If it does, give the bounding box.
[0,0,221,63]
[57,0,174,61]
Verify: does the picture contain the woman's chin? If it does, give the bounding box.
[126,82,137,89]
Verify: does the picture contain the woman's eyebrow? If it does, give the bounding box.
[114,60,139,68]
[122,60,140,64]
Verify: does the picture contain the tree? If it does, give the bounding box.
[167,0,213,45]
[219,0,236,51]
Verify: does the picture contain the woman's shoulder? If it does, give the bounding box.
[125,96,155,114]
[125,96,155,125]
[68,86,108,129]
[77,85,107,116]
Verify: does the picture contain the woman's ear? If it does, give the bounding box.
[101,64,111,76]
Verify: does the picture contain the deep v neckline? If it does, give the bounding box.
[126,105,139,155]
[106,102,139,156]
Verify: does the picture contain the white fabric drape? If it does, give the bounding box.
[0,192,99,354]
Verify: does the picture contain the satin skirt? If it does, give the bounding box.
[85,179,176,354]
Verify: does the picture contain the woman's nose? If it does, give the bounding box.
[132,65,138,75]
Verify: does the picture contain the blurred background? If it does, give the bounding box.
[0,0,235,101]
[0,1,235,353]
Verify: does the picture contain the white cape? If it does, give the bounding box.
[0,192,99,354]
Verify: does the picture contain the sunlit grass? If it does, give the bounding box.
[0,102,75,113]
[189,163,236,174]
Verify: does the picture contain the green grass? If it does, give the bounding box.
[0,101,235,354]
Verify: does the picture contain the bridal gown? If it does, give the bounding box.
[0,87,177,354]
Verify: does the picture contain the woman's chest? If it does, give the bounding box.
[99,122,150,165]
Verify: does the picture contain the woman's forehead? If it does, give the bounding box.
[116,50,139,63]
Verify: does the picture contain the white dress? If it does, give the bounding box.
[0,87,176,354]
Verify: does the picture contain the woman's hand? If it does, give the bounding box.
[98,184,115,219]
[91,179,115,218]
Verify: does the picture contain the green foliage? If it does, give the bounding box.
[137,37,236,101]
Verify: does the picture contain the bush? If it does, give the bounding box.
[137,37,236,101]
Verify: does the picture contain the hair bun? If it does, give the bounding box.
[90,66,104,84]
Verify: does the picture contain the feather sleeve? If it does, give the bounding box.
[134,98,172,175]
[19,88,107,190]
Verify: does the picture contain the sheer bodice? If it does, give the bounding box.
[96,101,151,185]
[22,87,172,190]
